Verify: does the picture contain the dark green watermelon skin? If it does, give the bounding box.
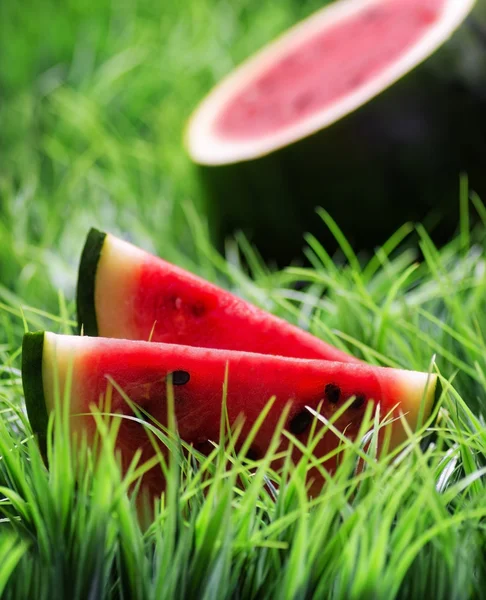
[197,6,486,264]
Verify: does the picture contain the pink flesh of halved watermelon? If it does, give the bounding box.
[36,333,437,497]
[82,231,359,363]
[216,0,445,139]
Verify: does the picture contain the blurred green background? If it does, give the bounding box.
[0,0,330,306]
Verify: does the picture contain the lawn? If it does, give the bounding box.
[2,0,486,598]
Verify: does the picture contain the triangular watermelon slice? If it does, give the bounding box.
[76,228,359,363]
[22,331,437,497]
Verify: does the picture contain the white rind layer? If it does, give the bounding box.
[95,234,148,340]
[42,331,87,414]
[186,0,475,166]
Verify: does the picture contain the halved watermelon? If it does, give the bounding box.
[186,0,486,262]
[22,331,437,496]
[77,228,359,363]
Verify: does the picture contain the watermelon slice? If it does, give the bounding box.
[186,0,486,262]
[77,228,359,363]
[22,331,437,496]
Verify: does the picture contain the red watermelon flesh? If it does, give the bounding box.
[29,333,437,497]
[217,0,445,140]
[78,229,359,363]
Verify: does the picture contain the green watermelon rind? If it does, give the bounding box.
[22,331,49,457]
[77,228,107,336]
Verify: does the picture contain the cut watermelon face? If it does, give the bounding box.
[216,0,445,141]
[22,332,437,497]
[77,228,359,363]
[187,0,472,164]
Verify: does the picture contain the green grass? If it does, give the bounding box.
[2,0,486,597]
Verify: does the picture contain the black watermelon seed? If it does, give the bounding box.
[168,370,190,386]
[325,383,341,404]
[193,440,213,454]
[289,410,312,435]
[351,395,365,409]
[191,302,206,317]
[245,447,260,461]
